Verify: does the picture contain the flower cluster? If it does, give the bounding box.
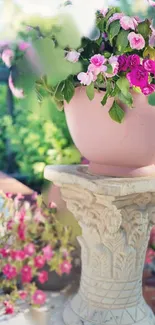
[0,192,72,315]
[1,5,155,123]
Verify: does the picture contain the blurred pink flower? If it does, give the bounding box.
[18,222,26,241]
[142,84,155,96]
[128,54,140,70]
[88,63,107,76]
[42,245,54,261]
[2,49,14,68]
[100,8,108,16]
[24,243,35,257]
[66,50,80,63]
[19,291,28,300]
[7,219,14,230]
[10,250,25,261]
[77,71,94,85]
[21,265,32,283]
[147,0,155,6]
[5,192,13,199]
[0,248,10,258]
[120,16,138,30]
[108,13,124,26]
[145,248,155,264]
[32,290,46,305]
[8,75,24,99]
[128,32,145,50]
[127,65,148,89]
[2,264,17,280]
[49,201,57,209]
[38,271,48,284]
[34,255,46,269]
[90,54,106,67]
[60,260,72,275]
[4,302,14,315]
[18,41,30,52]
[143,59,155,73]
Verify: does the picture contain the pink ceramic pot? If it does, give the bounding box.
[64,86,155,177]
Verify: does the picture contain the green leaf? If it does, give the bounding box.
[109,101,125,123]
[109,20,121,43]
[116,77,130,96]
[116,30,129,52]
[148,92,155,106]
[143,46,155,60]
[64,79,75,103]
[86,83,95,101]
[137,20,151,39]
[101,92,109,106]
[117,91,133,107]
[106,64,113,74]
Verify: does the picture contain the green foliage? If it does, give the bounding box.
[109,101,125,123]
[86,83,95,100]
[148,92,155,106]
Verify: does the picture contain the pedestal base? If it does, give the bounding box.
[63,294,155,325]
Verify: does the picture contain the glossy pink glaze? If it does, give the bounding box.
[64,86,155,177]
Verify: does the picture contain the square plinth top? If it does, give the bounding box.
[44,165,155,197]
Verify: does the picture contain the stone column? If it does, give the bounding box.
[44,165,155,325]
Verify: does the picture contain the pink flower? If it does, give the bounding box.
[2,264,17,280]
[49,201,57,209]
[145,248,155,264]
[147,0,155,6]
[106,56,119,77]
[21,265,32,283]
[108,13,124,26]
[77,71,94,85]
[10,250,25,261]
[66,50,80,63]
[34,255,46,269]
[60,260,72,275]
[142,84,155,95]
[100,8,108,16]
[149,27,155,47]
[127,65,148,89]
[16,193,24,200]
[143,59,155,73]
[38,271,48,284]
[32,290,46,305]
[24,243,35,256]
[118,55,129,72]
[5,192,13,199]
[4,302,14,315]
[8,75,24,99]
[18,207,26,222]
[2,49,14,67]
[19,291,28,300]
[31,191,38,200]
[120,16,138,30]
[88,63,107,76]
[0,248,10,258]
[18,222,26,241]
[128,32,145,50]
[128,54,140,70]
[18,41,30,52]
[42,245,54,261]
[90,54,106,67]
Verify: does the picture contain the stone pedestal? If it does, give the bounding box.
[44,165,155,325]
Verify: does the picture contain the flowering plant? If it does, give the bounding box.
[1,3,155,123]
[0,192,72,316]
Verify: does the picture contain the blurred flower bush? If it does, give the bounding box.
[0,191,73,315]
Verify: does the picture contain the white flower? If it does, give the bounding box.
[66,50,80,62]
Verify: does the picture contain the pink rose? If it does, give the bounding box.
[128,32,145,50]
[77,71,94,85]
[66,50,80,63]
[2,49,14,67]
[142,84,155,95]
[32,290,46,305]
[106,56,119,77]
[128,54,140,70]
[118,54,129,72]
[34,255,46,269]
[9,75,24,99]
[42,245,54,261]
[108,13,124,26]
[60,260,72,275]
[120,16,138,30]
[38,271,48,284]
[143,59,155,73]
[24,243,35,256]
[127,65,148,89]
[90,54,106,67]
[0,248,10,258]
[2,264,17,280]
[21,265,32,283]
